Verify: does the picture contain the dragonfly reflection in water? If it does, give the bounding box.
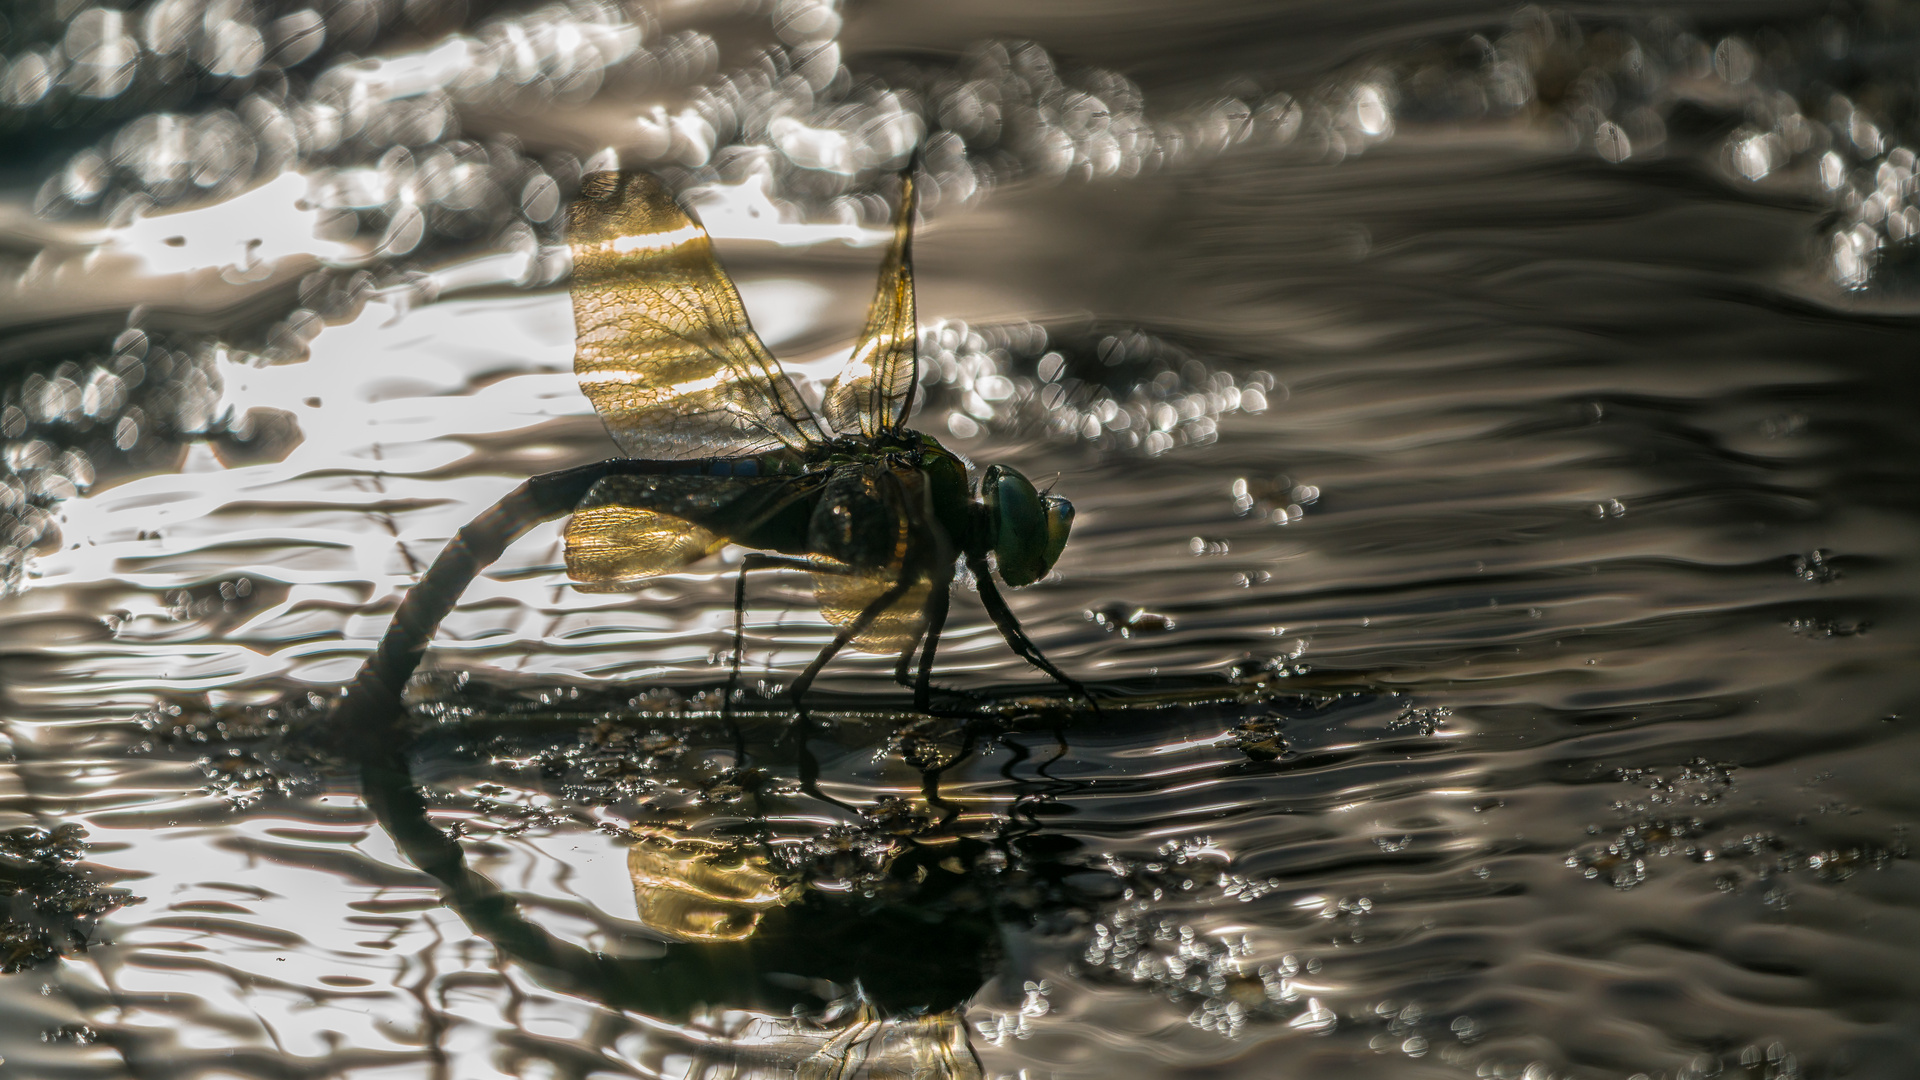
[335,166,1086,736]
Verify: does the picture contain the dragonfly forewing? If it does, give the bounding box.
[569,171,830,459]
[821,173,919,440]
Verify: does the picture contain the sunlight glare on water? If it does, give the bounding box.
[1,1,1919,1079]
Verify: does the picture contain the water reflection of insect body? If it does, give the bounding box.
[338,168,1084,728]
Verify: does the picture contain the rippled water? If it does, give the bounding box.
[3,2,1919,1078]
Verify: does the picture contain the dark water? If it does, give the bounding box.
[2,1,1919,1078]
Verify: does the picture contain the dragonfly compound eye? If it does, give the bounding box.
[1042,493,1075,568]
[984,464,1066,587]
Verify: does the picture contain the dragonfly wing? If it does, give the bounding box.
[822,173,918,439]
[564,473,805,591]
[569,171,830,458]
[628,829,796,943]
[807,462,942,655]
[813,565,935,655]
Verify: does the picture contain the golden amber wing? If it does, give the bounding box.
[822,172,919,439]
[563,473,804,592]
[627,829,797,943]
[806,463,940,655]
[564,504,725,592]
[812,563,935,655]
[568,171,829,458]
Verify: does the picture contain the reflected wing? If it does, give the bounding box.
[564,473,807,592]
[569,171,829,458]
[628,829,797,943]
[822,173,918,439]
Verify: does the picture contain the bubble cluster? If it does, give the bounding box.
[1568,760,1909,895]
[7,1,1920,593]
[197,746,310,808]
[917,318,1271,456]
[29,0,1413,297]
[974,979,1052,1044]
[0,327,224,591]
[1393,10,1675,161]
[1385,8,1920,290]
[1078,840,1318,1038]
[1566,759,1732,889]
[1810,101,1919,289]
[0,823,142,974]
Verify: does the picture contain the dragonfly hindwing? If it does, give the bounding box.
[807,463,942,654]
[564,473,803,591]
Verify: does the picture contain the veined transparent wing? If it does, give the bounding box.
[568,171,830,458]
[822,173,919,439]
[564,473,810,592]
[808,463,938,654]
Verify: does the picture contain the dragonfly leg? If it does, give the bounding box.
[787,573,917,709]
[965,554,1098,713]
[890,620,930,688]
[723,553,819,726]
[910,580,951,713]
[781,573,917,813]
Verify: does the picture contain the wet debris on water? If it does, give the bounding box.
[1229,714,1290,761]
[1790,548,1839,584]
[1568,760,1907,892]
[887,715,971,773]
[688,1001,979,1078]
[208,405,304,467]
[0,824,141,974]
[1389,705,1449,736]
[1086,602,1175,637]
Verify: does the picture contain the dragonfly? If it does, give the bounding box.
[335,167,1085,734]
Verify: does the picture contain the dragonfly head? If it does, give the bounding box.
[982,464,1075,587]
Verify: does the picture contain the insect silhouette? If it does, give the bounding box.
[336,167,1086,732]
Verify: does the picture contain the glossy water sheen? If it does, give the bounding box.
[2,2,1918,1079]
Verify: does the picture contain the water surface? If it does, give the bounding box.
[1,2,1917,1078]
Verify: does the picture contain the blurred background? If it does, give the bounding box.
[1,0,1918,1077]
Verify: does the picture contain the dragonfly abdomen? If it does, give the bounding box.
[603,456,799,479]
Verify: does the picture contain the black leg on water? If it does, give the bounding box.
[782,574,917,812]
[721,553,818,728]
[891,619,929,689]
[726,561,749,738]
[912,581,950,713]
[966,554,1098,713]
[787,574,916,706]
